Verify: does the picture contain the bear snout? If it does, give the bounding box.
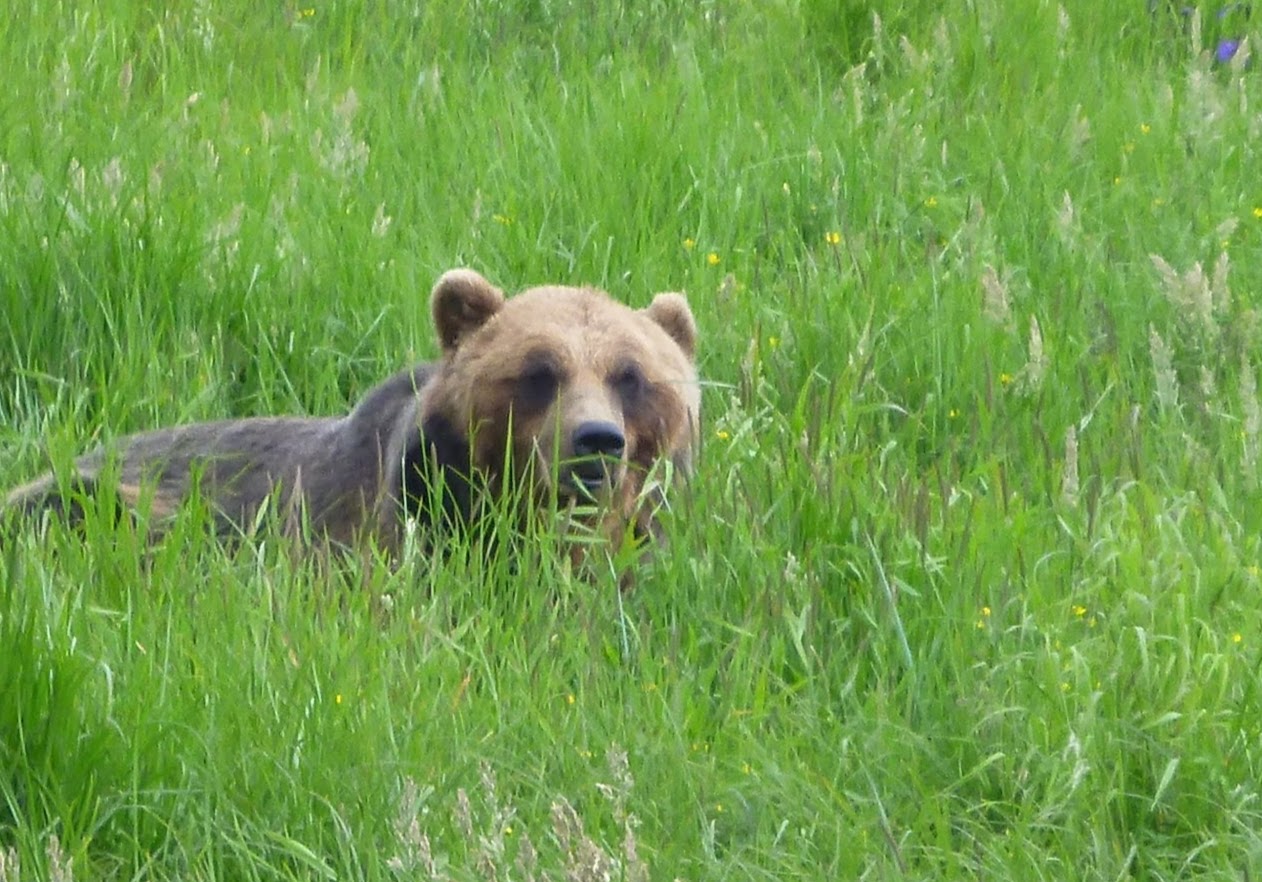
[563,420,627,497]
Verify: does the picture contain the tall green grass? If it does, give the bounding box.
[4,0,1262,878]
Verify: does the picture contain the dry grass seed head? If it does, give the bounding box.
[455,788,474,840]
[1015,315,1046,396]
[48,836,72,882]
[980,264,1012,329]
[551,797,585,851]
[0,848,18,882]
[1061,425,1079,508]
[1149,325,1180,412]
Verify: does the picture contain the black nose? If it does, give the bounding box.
[572,420,626,459]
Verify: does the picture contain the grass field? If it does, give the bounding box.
[4,0,1262,878]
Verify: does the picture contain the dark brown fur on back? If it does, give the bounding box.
[4,363,441,547]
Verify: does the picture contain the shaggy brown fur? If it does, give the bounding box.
[4,269,700,555]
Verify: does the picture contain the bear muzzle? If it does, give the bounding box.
[562,419,627,498]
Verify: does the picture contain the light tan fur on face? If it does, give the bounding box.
[421,272,700,537]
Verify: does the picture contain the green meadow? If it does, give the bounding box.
[4,0,1262,878]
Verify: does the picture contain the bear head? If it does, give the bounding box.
[409,268,699,541]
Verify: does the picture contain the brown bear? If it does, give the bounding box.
[3,269,700,558]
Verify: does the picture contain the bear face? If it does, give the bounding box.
[407,269,699,541]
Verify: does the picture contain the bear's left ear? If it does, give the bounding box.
[644,292,697,360]
[431,269,506,353]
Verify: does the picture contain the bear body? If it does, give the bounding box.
[4,270,700,554]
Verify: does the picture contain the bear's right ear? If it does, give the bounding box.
[431,269,505,353]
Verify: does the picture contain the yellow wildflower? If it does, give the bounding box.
[683,237,696,250]
[707,252,720,266]
[825,231,841,246]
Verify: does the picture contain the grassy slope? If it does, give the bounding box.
[3,0,1262,878]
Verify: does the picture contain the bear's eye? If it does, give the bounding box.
[609,361,648,406]
[515,357,561,410]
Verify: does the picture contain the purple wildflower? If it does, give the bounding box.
[1217,38,1242,63]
